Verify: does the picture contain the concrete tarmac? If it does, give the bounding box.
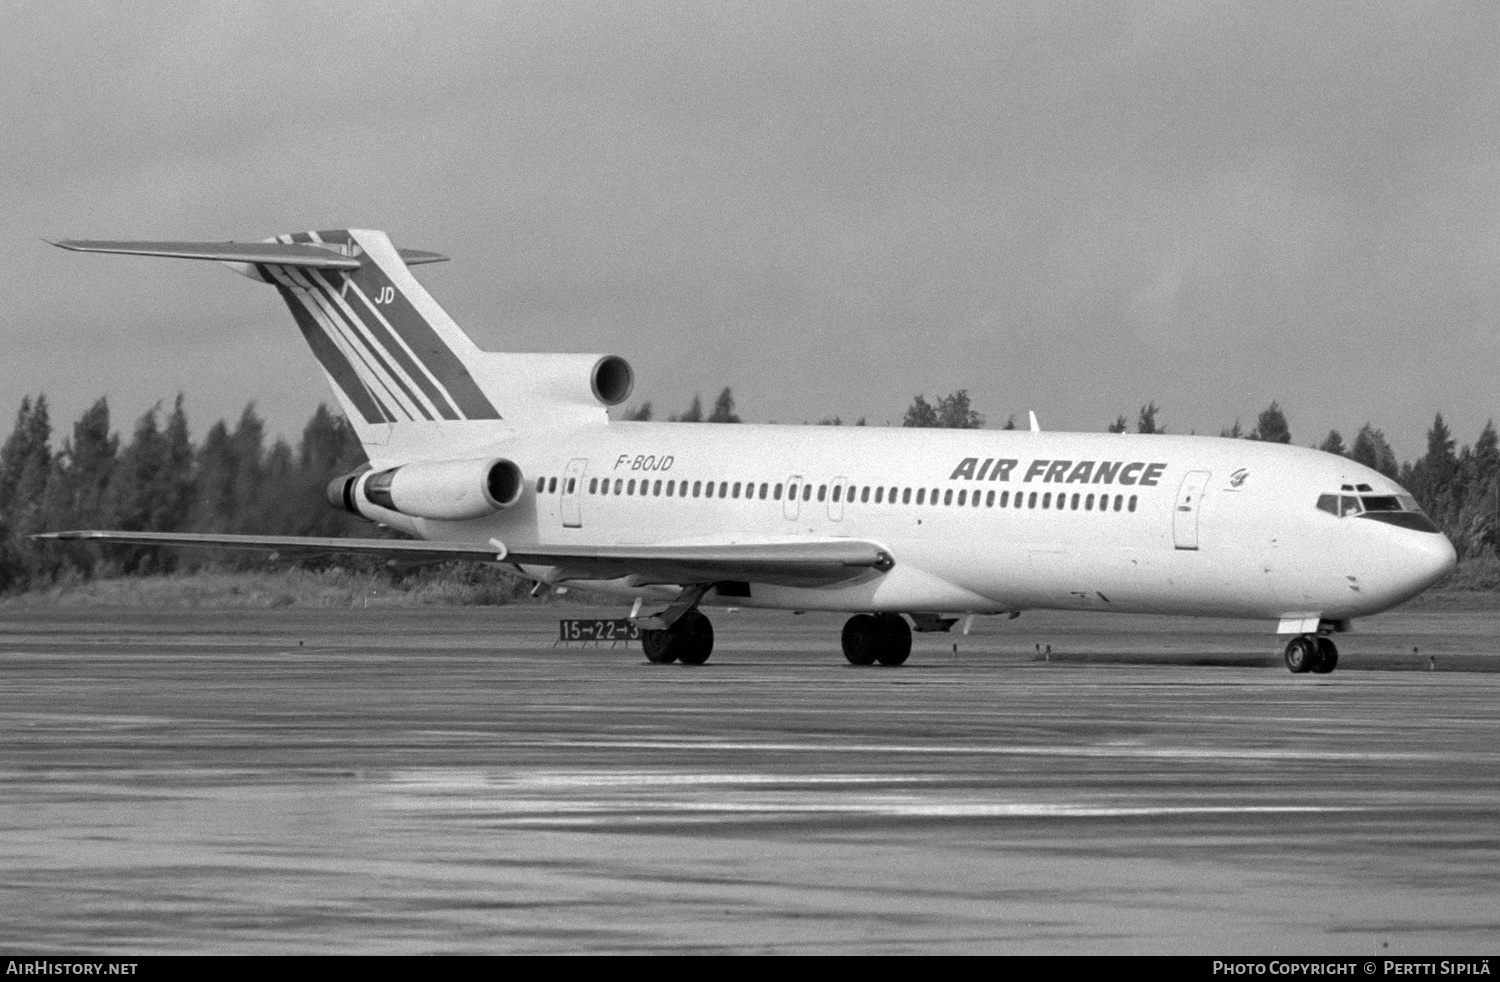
[1,604,1498,954]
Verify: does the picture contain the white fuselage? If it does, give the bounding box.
[363,423,1457,625]
[52,229,1458,639]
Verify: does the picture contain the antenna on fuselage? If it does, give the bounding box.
[1028,410,1040,433]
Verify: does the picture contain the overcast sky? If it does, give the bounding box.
[7,1,1498,460]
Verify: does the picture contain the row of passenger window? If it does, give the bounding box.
[534,475,1138,514]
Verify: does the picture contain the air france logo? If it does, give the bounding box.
[948,458,1167,486]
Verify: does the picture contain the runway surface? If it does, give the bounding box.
[1,603,1498,954]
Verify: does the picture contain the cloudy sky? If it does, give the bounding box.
[7,1,1498,459]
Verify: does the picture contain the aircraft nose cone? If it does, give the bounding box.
[1403,531,1458,595]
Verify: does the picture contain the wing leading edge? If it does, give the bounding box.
[35,531,894,589]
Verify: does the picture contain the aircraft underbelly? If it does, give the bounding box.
[983,543,1286,618]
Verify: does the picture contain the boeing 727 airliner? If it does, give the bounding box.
[41,229,1457,673]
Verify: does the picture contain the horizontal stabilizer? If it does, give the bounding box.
[396,248,449,266]
[52,239,448,268]
[35,531,895,588]
[52,239,363,269]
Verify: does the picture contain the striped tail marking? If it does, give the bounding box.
[263,230,500,424]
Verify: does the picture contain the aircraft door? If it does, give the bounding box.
[561,458,588,528]
[1173,470,1211,550]
[783,475,802,521]
[828,476,848,522]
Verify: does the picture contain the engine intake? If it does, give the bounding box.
[591,355,634,406]
[359,457,524,521]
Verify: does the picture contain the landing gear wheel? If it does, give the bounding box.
[1311,636,1338,674]
[873,613,912,666]
[642,630,678,664]
[1284,635,1316,674]
[642,609,715,665]
[841,614,882,666]
[842,614,913,666]
[675,610,715,666]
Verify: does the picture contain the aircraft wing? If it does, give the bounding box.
[35,531,894,589]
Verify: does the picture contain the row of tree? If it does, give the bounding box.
[625,387,982,429]
[0,388,1495,594]
[622,388,863,426]
[0,395,367,593]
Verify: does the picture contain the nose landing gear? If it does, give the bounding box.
[1284,634,1338,674]
[841,613,913,666]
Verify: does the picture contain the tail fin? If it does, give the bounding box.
[261,230,503,433]
[54,229,634,463]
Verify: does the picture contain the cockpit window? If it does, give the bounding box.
[1316,494,1365,516]
[1316,489,1441,532]
[1362,511,1442,533]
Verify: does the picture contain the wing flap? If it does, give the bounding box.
[35,531,894,588]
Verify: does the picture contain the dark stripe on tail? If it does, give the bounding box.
[344,260,500,420]
[272,279,392,424]
[285,229,500,422]
[272,266,414,421]
[304,269,461,421]
[291,268,435,421]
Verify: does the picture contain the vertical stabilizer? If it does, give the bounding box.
[53,230,634,466]
[261,229,500,431]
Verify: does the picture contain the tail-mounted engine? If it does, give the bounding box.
[326,457,524,521]
[590,355,634,406]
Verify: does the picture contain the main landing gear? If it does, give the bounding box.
[841,613,913,667]
[1284,634,1338,675]
[642,608,715,666]
[641,608,915,667]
